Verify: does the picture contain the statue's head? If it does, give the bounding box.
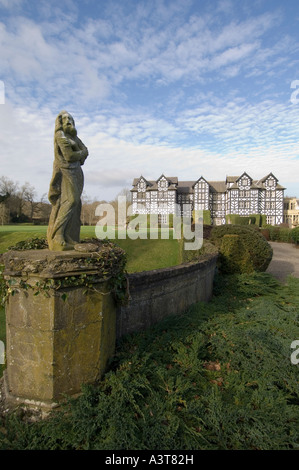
[55,110,77,137]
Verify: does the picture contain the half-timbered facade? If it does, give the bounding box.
[131,172,285,225]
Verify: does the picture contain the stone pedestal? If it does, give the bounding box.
[2,248,116,410]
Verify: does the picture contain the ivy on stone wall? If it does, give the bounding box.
[1,237,129,306]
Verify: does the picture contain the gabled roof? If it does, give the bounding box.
[208,181,227,193]
[227,183,239,189]
[132,175,153,188]
[156,175,178,185]
[236,172,252,183]
[177,181,194,193]
[226,176,239,183]
[132,174,286,194]
[259,172,278,183]
[192,176,210,188]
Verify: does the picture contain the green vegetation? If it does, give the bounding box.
[1,223,298,450]
[225,214,266,227]
[1,273,298,450]
[291,227,299,245]
[0,228,47,253]
[193,210,211,226]
[210,225,273,273]
[263,225,298,244]
[218,234,253,274]
[0,306,5,378]
[0,226,182,273]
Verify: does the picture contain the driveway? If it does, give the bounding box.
[266,242,299,282]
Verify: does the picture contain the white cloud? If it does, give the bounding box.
[0,0,23,8]
[0,0,298,202]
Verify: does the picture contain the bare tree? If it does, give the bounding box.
[21,182,37,220]
[0,176,18,222]
[81,192,104,226]
[110,187,132,226]
[0,202,9,225]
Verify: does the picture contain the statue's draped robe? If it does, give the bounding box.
[47,130,88,250]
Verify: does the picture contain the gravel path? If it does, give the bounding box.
[266,242,299,282]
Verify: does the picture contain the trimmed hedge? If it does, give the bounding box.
[264,225,294,244]
[291,226,299,245]
[226,214,264,227]
[193,210,211,226]
[210,225,273,274]
[179,239,218,264]
[219,234,253,274]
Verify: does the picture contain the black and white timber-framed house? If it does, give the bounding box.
[131,172,285,226]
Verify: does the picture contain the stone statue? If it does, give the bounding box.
[47,111,88,251]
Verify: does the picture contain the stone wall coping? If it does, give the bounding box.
[127,253,218,287]
[2,249,106,279]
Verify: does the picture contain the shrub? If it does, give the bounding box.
[203,210,211,225]
[210,225,273,273]
[277,228,292,243]
[192,210,211,226]
[226,214,260,226]
[291,226,299,245]
[179,239,218,264]
[260,228,270,240]
[265,226,293,243]
[249,214,261,226]
[261,215,267,227]
[203,224,213,240]
[218,234,253,274]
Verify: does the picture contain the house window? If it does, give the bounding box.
[158,214,168,224]
[267,216,274,225]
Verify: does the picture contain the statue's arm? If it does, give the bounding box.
[56,132,87,163]
[76,137,89,164]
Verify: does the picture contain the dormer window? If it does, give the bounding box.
[158,176,168,191]
[138,178,146,191]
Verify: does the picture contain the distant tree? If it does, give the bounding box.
[0,177,40,223]
[81,192,105,226]
[30,193,51,224]
[0,176,18,222]
[0,201,9,225]
[110,187,132,226]
[20,182,37,220]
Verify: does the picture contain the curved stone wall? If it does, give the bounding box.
[116,253,218,339]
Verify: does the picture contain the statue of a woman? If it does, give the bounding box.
[47,111,88,251]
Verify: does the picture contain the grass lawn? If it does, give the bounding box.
[0,225,181,272]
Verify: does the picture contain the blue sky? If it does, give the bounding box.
[0,0,299,201]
